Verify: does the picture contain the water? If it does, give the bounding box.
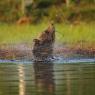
[0,62,95,95]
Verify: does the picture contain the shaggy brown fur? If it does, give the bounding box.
[32,22,55,60]
[39,23,55,44]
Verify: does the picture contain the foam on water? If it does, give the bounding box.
[53,57,95,64]
[0,56,95,64]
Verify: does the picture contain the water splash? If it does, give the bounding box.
[0,56,95,64]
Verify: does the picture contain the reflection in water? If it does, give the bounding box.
[0,63,95,95]
[18,64,25,95]
[66,71,71,95]
[33,61,55,95]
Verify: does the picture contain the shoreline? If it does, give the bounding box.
[0,42,95,60]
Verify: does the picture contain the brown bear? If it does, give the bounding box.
[32,22,55,60]
[39,22,55,44]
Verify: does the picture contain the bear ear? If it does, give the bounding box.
[45,30,49,34]
[33,39,40,42]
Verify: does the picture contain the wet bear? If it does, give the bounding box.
[32,23,55,60]
[39,23,55,44]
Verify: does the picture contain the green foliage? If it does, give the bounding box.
[35,0,55,8]
[0,0,95,23]
[0,0,21,23]
[82,0,95,3]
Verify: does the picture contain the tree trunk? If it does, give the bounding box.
[21,0,25,16]
[66,0,70,7]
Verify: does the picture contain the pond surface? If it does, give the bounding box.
[0,62,95,95]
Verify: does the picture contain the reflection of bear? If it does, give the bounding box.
[32,23,55,60]
[33,61,55,95]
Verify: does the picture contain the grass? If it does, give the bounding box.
[0,22,95,44]
[0,23,46,44]
[56,23,95,44]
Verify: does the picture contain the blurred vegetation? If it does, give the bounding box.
[0,23,95,44]
[0,0,21,23]
[0,0,95,24]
